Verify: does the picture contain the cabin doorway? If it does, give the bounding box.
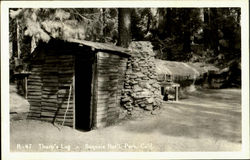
[74,53,95,131]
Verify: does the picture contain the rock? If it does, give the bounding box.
[133,85,142,92]
[142,77,150,80]
[133,68,141,72]
[132,63,139,68]
[124,103,132,109]
[146,97,154,104]
[137,72,145,78]
[130,80,138,85]
[139,103,146,108]
[121,41,163,115]
[124,85,131,89]
[145,105,153,111]
[121,97,132,102]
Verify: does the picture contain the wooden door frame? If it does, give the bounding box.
[73,53,97,130]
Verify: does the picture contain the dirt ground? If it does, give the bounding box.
[10,88,241,152]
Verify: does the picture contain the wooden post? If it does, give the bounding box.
[161,86,165,95]
[91,53,98,129]
[73,61,76,129]
[175,86,179,101]
[16,19,21,59]
[24,76,28,99]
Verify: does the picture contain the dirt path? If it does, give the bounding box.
[10,89,241,152]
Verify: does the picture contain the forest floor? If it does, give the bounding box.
[10,85,241,152]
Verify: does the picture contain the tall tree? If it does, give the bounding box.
[117,8,132,48]
[210,8,219,55]
[182,9,192,55]
[166,8,173,37]
[157,8,167,39]
[203,8,211,49]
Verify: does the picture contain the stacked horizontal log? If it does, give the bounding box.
[27,51,74,127]
[27,64,42,119]
[94,52,127,128]
[40,55,59,122]
[121,42,163,115]
[54,55,74,127]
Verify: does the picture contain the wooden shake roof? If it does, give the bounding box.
[67,39,131,56]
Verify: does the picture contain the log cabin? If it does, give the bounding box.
[27,39,130,130]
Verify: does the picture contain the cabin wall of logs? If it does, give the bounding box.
[94,52,128,128]
[27,40,129,128]
[27,50,75,127]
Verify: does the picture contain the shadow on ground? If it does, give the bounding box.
[123,89,241,143]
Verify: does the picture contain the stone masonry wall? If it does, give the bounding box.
[121,41,163,115]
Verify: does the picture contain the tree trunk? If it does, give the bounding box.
[182,9,191,54]
[157,8,167,39]
[117,8,132,48]
[203,8,211,49]
[210,8,219,55]
[16,19,21,59]
[146,10,151,33]
[166,8,173,37]
[12,19,18,58]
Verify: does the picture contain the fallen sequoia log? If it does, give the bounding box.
[155,59,220,87]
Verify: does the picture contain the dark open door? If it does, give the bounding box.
[74,53,95,131]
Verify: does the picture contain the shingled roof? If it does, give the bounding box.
[67,39,131,56]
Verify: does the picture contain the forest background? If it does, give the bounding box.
[9,8,241,86]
